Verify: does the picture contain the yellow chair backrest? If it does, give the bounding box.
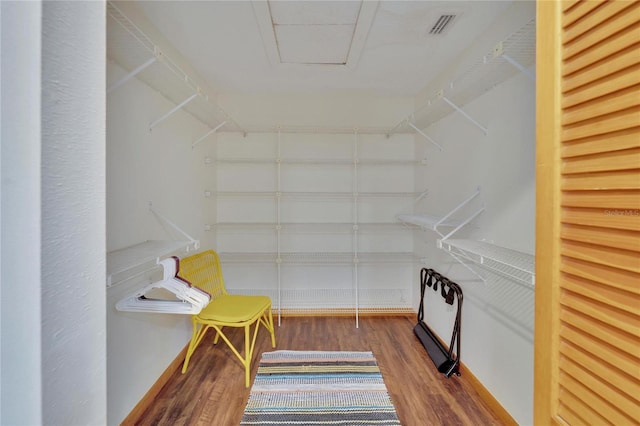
[178,250,227,300]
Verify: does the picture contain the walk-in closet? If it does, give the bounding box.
[104,1,537,423]
[2,1,637,425]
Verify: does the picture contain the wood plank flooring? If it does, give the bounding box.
[133,315,505,425]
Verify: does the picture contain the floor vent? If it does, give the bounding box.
[428,14,457,35]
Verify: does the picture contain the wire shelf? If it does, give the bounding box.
[215,157,423,166]
[388,18,535,136]
[213,222,411,234]
[218,252,421,265]
[106,2,244,133]
[107,240,199,287]
[396,214,461,230]
[214,191,421,199]
[440,239,535,288]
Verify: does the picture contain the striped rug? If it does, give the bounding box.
[240,350,401,425]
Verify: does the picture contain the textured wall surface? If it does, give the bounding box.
[41,2,107,425]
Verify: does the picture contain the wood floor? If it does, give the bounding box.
[133,315,505,425]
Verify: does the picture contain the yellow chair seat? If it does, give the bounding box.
[198,295,271,323]
[177,250,276,387]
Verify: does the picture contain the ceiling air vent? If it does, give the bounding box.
[428,14,457,35]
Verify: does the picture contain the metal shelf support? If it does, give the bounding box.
[494,41,535,82]
[148,202,199,251]
[440,93,488,135]
[149,92,199,131]
[502,54,536,81]
[192,120,227,148]
[107,57,156,94]
[408,122,444,151]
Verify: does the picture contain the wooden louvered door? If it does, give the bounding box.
[535,1,640,425]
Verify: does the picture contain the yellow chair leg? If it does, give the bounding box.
[268,307,276,348]
[244,325,251,387]
[182,321,204,373]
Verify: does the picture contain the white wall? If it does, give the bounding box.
[415,70,535,425]
[106,58,218,423]
[1,2,43,424]
[106,2,224,422]
[2,1,107,425]
[214,94,414,312]
[41,2,107,424]
[215,94,416,317]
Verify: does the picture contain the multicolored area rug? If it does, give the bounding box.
[240,350,401,425]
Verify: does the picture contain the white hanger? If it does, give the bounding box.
[116,256,210,314]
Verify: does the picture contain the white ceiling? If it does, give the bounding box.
[135,0,514,96]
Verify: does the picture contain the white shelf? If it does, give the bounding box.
[107,240,199,287]
[388,18,535,137]
[106,2,244,134]
[216,158,424,166]
[218,252,421,265]
[440,239,535,288]
[396,214,460,230]
[214,191,420,199]
[396,187,485,243]
[214,222,409,233]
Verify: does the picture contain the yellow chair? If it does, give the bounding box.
[177,250,276,387]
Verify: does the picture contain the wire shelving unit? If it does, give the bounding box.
[387,18,536,146]
[439,239,535,288]
[106,2,245,140]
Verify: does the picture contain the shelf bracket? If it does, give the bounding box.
[107,57,157,94]
[435,187,482,230]
[408,123,443,151]
[442,249,486,283]
[149,92,199,131]
[149,202,200,251]
[192,120,227,148]
[502,54,536,81]
[440,94,488,135]
[493,41,535,82]
[439,205,485,244]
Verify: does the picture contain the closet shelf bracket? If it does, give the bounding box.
[107,57,156,94]
[149,92,199,131]
[408,122,444,151]
[398,187,483,241]
[494,41,535,82]
[148,202,200,251]
[439,91,488,135]
[192,120,227,148]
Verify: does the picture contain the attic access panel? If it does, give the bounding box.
[252,0,378,68]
